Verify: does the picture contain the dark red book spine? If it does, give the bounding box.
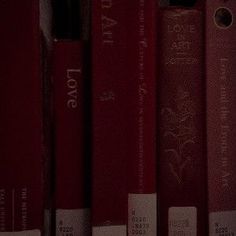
[0,0,51,235]
[91,0,128,235]
[126,1,157,235]
[157,6,207,236]
[53,40,90,236]
[206,1,236,235]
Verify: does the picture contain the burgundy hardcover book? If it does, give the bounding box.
[53,1,91,235]
[53,40,90,236]
[157,2,207,236]
[126,1,157,235]
[91,0,128,235]
[0,0,52,235]
[206,1,236,235]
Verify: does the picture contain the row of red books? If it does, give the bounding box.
[0,0,235,235]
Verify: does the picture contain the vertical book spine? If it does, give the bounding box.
[157,7,207,236]
[206,1,236,235]
[91,0,128,234]
[126,1,157,235]
[53,41,90,236]
[0,0,50,234]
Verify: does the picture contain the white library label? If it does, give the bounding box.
[128,193,157,236]
[56,208,90,236]
[169,207,197,236]
[210,210,236,236]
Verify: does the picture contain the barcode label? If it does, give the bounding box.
[128,193,157,236]
[209,210,236,236]
[56,209,90,236]
[169,207,197,236]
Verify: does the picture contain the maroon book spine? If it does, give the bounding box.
[157,6,207,236]
[53,40,90,236]
[91,0,128,235]
[126,1,157,235]
[206,1,236,235]
[0,0,51,235]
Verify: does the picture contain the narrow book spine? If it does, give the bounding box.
[53,41,90,236]
[126,1,157,235]
[91,0,128,234]
[157,8,207,236]
[0,0,50,234]
[206,1,236,235]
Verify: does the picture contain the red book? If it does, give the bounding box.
[0,0,52,235]
[126,1,157,235]
[91,1,128,235]
[53,40,90,236]
[206,1,236,235]
[157,3,207,236]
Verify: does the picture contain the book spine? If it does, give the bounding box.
[91,0,128,235]
[126,1,157,235]
[0,0,50,234]
[206,1,236,235]
[157,7,207,236]
[53,41,90,236]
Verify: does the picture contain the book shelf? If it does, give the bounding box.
[0,0,235,235]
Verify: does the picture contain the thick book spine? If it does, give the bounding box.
[157,7,207,236]
[126,1,157,235]
[53,40,90,236]
[91,1,128,235]
[0,0,51,234]
[206,1,236,235]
